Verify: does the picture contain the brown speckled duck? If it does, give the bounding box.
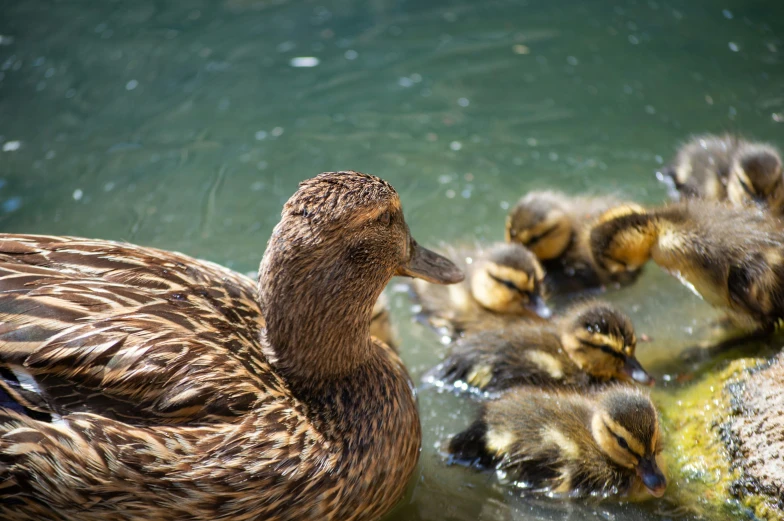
[505,191,643,293]
[0,171,463,521]
[410,242,550,338]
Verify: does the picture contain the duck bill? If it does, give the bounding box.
[636,456,667,498]
[397,239,464,285]
[622,355,654,386]
[528,294,552,319]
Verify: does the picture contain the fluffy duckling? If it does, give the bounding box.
[590,200,784,331]
[725,142,784,214]
[658,133,737,201]
[425,301,652,393]
[411,243,550,337]
[505,191,643,292]
[0,171,464,521]
[448,385,667,499]
[660,134,784,213]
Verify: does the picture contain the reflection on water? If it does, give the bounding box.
[1,0,782,520]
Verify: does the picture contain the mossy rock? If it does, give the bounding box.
[654,356,784,520]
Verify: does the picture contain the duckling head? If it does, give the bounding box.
[727,144,784,211]
[589,204,655,275]
[505,193,572,260]
[559,302,653,385]
[591,387,667,498]
[259,171,463,377]
[470,243,551,318]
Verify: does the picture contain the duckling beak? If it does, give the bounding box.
[397,239,464,285]
[636,456,667,498]
[622,356,654,386]
[529,294,552,319]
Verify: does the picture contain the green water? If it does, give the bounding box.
[1,0,783,519]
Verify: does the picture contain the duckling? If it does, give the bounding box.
[589,200,784,331]
[370,292,397,351]
[725,142,784,214]
[0,171,464,521]
[411,242,550,338]
[505,191,643,292]
[448,385,667,499]
[425,300,652,393]
[658,133,737,201]
[660,135,784,214]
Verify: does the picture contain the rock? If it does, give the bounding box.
[726,353,784,520]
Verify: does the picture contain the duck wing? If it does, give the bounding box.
[0,234,282,425]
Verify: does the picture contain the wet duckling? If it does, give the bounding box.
[411,243,550,337]
[660,135,784,214]
[658,133,737,201]
[448,385,667,499]
[425,301,652,393]
[505,191,643,292]
[725,142,784,214]
[0,171,464,521]
[590,200,784,331]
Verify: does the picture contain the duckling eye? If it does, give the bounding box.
[378,211,392,226]
[500,279,520,292]
[615,434,629,450]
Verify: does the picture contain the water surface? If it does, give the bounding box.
[1,0,783,520]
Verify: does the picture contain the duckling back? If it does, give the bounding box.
[424,325,590,394]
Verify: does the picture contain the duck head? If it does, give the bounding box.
[591,386,667,498]
[506,192,573,260]
[470,243,551,318]
[727,143,784,212]
[559,301,653,385]
[259,171,463,380]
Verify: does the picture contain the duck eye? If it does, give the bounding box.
[615,434,629,450]
[378,211,392,226]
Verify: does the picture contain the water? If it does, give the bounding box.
[1,0,783,519]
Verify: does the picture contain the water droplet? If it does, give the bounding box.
[449,141,462,151]
[125,79,138,90]
[2,141,20,152]
[271,127,284,137]
[457,97,469,107]
[72,189,83,201]
[728,42,739,52]
[289,56,319,68]
[254,130,267,141]
[344,49,358,60]
[722,9,733,19]
[512,44,530,55]
[566,56,578,65]
[628,35,640,45]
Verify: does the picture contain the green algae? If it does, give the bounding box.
[653,358,764,520]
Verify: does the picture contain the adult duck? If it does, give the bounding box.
[0,171,463,521]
